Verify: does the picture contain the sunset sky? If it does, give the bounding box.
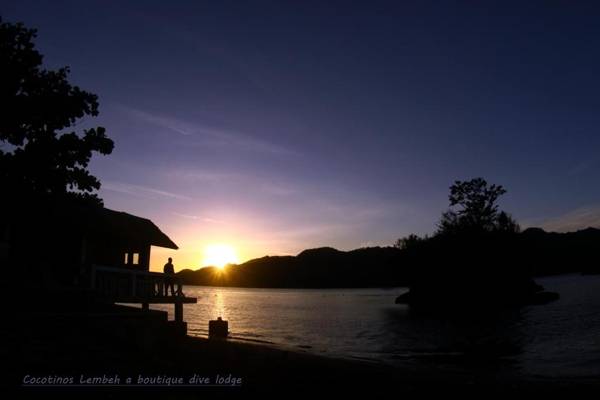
[4,1,600,271]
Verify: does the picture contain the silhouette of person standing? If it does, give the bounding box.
[163,257,176,296]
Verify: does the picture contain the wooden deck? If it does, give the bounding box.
[115,296,197,304]
[90,264,197,326]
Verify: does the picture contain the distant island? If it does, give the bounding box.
[178,246,405,288]
[177,226,600,289]
[176,177,599,309]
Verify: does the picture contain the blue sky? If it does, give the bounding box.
[4,1,600,270]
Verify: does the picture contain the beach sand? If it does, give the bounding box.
[9,304,599,397]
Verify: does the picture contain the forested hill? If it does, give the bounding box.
[177,246,405,288]
[177,227,600,288]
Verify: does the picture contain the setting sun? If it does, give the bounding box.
[202,244,239,269]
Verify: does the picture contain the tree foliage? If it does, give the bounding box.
[437,178,519,235]
[0,18,113,206]
[394,233,427,250]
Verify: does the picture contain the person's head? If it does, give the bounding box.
[168,257,172,263]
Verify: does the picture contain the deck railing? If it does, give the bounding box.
[90,265,196,326]
[90,264,185,302]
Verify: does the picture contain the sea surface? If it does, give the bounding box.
[152,274,600,379]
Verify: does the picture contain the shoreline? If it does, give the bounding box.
[174,271,584,291]
[12,309,600,395]
[12,275,600,396]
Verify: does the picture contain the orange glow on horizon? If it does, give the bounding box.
[201,244,239,269]
[147,213,293,272]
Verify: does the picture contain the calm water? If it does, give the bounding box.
[152,274,600,379]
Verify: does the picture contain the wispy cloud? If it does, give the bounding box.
[121,107,194,136]
[536,205,600,232]
[165,170,238,182]
[171,212,224,224]
[118,105,296,156]
[272,223,353,240]
[171,212,199,220]
[102,181,192,201]
[192,125,296,156]
[164,168,300,197]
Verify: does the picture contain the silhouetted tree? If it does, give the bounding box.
[0,18,113,206]
[436,178,519,235]
[394,233,427,250]
[496,211,521,233]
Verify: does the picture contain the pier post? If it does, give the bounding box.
[131,273,137,297]
[174,301,183,323]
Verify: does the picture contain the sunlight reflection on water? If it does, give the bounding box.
[151,274,600,378]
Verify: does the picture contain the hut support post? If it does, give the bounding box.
[174,301,183,323]
[131,273,137,297]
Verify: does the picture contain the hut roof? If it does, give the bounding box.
[90,208,179,250]
[45,203,179,250]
